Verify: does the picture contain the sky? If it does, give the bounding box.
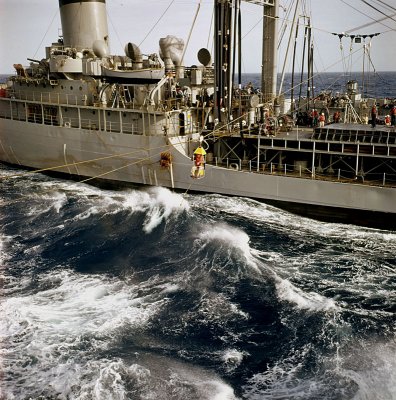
[0,0,395,74]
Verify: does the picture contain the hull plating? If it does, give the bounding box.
[1,119,395,229]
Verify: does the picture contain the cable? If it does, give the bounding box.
[139,0,175,48]
[345,12,396,33]
[374,0,396,12]
[0,145,170,181]
[33,8,60,59]
[360,0,396,23]
[341,0,395,32]
[78,151,164,184]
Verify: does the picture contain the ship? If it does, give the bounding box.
[0,0,395,230]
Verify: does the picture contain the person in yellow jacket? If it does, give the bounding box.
[191,146,206,179]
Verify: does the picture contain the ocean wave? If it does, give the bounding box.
[274,278,338,312]
[1,166,395,399]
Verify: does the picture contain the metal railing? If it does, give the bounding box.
[11,90,81,105]
[209,158,396,187]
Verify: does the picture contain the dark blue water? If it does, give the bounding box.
[1,163,395,399]
[242,71,396,99]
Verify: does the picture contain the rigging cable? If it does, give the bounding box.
[139,0,175,47]
[341,0,395,32]
[0,145,170,182]
[345,13,396,34]
[106,11,124,51]
[278,0,300,96]
[33,7,60,59]
[206,6,214,51]
[360,0,396,23]
[373,0,396,12]
[181,0,202,66]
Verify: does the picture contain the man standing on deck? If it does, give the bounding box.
[319,113,326,127]
[391,105,396,126]
[371,105,377,128]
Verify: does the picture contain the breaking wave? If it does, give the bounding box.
[1,167,395,399]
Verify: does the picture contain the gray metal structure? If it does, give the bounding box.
[0,0,395,229]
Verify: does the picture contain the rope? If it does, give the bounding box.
[183,181,194,195]
[0,149,168,207]
[139,0,175,47]
[199,111,251,141]
[78,151,163,184]
[0,144,170,181]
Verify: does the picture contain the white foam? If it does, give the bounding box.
[0,270,170,398]
[0,233,11,264]
[141,187,189,233]
[275,277,338,312]
[242,344,321,399]
[198,224,260,272]
[243,337,396,400]
[345,341,396,400]
[60,186,190,233]
[221,348,246,370]
[9,179,190,235]
[44,357,239,400]
[192,194,396,253]
[26,191,68,215]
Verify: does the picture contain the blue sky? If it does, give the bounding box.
[0,0,395,74]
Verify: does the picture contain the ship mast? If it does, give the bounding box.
[213,0,277,125]
[260,0,278,104]
[213,1,234,124]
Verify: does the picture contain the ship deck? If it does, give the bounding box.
[209,123,396,188]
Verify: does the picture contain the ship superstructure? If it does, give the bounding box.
[0,0,395,229]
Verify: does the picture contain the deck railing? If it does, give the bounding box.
[210,158,396,188]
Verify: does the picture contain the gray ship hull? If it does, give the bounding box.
[1,118,395,229]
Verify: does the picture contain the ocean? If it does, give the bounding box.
[1,169,396,400]
[1,72,396,400]
[240,71,396,101]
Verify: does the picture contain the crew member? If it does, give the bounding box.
[391,105,396,126]
[371,105,377,128]
[319,113,326,127]
[191,146,206,179]
[311,109,318,127]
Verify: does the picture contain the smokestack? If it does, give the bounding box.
[59,0,110,55]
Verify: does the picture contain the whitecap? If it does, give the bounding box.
[141,187,189,233]
[198,224,260,272]
[64,186,189,233]
[342,340,396,400]
[275,277,338,312]
[221,348,246,371]
[0,270,171,399]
